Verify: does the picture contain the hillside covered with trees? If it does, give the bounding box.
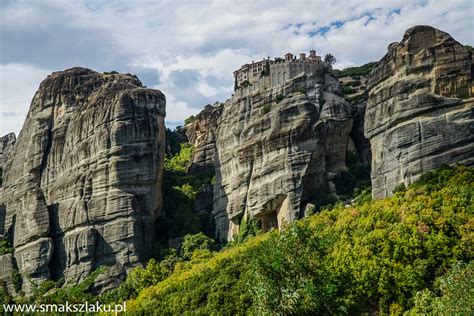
[4,165,470,314]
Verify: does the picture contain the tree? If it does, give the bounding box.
[181,232,215,259]
[324,53,336,65]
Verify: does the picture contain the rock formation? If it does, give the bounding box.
[0,68,166,294]
[185,104,222,174]
[365,25,474,198]
[213,66,355,241]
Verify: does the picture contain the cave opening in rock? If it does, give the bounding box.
[255,210,278,232]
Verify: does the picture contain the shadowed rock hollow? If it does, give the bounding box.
[0,68,166,294]
[365,25,474,198]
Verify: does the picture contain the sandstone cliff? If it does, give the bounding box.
[365,25,474,198]
[0,68,166,294]
[185,104,222,174]
[212,67,356,240]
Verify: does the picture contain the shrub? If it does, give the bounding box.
[406,261,474,315]
[261,104,271,114]
[181,233,215,259]
[274,94,284,103]
[114,165,474,315]
[0,239,14,255]
[333,62,377,78]
[184,115,195,125]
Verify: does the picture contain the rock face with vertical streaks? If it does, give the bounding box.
[185,104,222,174]
[0,67,166,294]
[213,66,355,241]
[365,25,474,198]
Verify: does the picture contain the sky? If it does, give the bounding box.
[0,0,473,136]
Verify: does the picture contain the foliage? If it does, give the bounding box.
[342,85,356,95]
[393,182,407,194]
[235,216,261,244]
[260,62,270,77]
[120,165,473,315]
[251,165,473,314]
[333,151,371,198]
[165,126,187,156]
[164,142,194,173]
[324,53,337,65]
[0,282,12,305]
[406,261,474,315]
[181,232,215,259]
[11,268,22,293]
[101,252,181,303]
[261,103,271,115]
[160,142,215,241]
[334,62,377,78]
[0,239,14,255]
[22,267,106,304]
[184,115,195,125]
[274,94,284,103]
[126,235,269,315]
[465,45,474,53]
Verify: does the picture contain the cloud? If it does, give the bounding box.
[0,0,473,135]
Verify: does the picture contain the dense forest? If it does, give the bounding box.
[3,164,471,315]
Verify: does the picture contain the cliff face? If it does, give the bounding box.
[0,68,166,294]
[365,25,474,198]
[213,67,355,241]
[185,104,222,174]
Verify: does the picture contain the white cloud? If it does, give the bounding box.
[0,63,50,136]
[0,0,473,135]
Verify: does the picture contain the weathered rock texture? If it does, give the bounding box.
[213,66,355,241]
[185,104,222,174]
[365,25,474,198]
[0,68,166,294]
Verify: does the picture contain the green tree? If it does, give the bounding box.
[181,232,215,259]
[324,53,336,65]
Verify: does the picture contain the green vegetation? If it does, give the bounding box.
[334,62,377,78]
[115,165,473,315]
[274,94,284,103]
[181,232,215,260]
[342,85,356,95]
[0,267,106,310]
[234,215,261,244]
[324,53,337,65]
[260,62,270,77]
[184,115,195,125]
[0,239,13,255]
[333,151,371,198]
[465,45,474,53]
[159,142,215,242]
[261,103,271,115]
[406,261,473,315]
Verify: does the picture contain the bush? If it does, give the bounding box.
[274,94,284,103]
[333,151,370,198]
[184,115,195,125]
[406,261,474,315]
[181,233,215,259]
[235,216,261,243]
[261,104,271,115]
[342,85,356,95]
[334,62,377,78]
[0,239,14,255]
[114,165,474,315]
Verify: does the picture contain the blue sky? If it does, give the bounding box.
[1,0,473,135]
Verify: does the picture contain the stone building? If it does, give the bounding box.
[233,50,324,95]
